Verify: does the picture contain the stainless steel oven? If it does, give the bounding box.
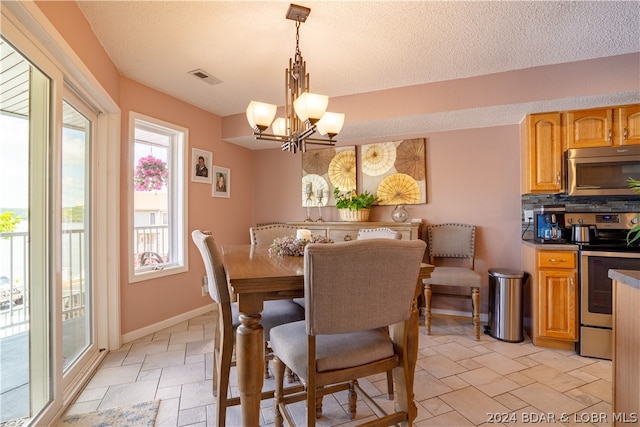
[579,250,640,360]
[566,212,640,360]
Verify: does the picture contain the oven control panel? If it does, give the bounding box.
[565,212,638,230]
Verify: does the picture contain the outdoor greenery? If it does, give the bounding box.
[0,211,22,234]
[333,188,378,211]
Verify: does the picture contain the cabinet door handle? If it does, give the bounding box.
[608,128,612,142]
[570,277,574,292]
[556,172,560,184]
[623,127,628,141]
[343,235,352,241]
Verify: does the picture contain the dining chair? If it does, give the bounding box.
[356,226,401,400]
[191,230,305,427]
[422,223,482,340]
[270,239,426,427]
[250,224,309,320]
[355,227,402,240]
[250,223,299,245]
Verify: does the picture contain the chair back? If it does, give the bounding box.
[304,239,425,336]
[250,224,299,245]
[191,230,231,305]
[427,223,476,268]
[356,227,401,240]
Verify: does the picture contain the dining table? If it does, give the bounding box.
[221,243,434,426]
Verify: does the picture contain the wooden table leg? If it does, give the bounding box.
[472,287,480,340]
[236,297,265,427]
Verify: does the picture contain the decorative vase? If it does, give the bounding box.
[338,208,371,222]
[391,205,409,223]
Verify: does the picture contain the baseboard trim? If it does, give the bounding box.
[122,303,215,344]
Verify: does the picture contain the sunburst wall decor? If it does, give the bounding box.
[301,146,356,206]
[360,138,427,205]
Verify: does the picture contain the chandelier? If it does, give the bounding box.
[245,4,345,153]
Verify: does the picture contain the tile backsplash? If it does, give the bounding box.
[521,194,640,240]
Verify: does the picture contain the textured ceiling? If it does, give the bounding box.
[74,1,640,148]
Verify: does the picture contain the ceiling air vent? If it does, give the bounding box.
[188,69,222,85]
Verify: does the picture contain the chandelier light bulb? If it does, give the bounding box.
[246,101,277,131]
[293,92,328,124]
[272,118,288,136]
[316,112,345,137]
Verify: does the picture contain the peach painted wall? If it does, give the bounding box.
[252,125,522,314]
[35,1,120,102]
[118,78,254,334]
[35,1,256,335]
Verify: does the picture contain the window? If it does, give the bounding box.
[129,113,187,280]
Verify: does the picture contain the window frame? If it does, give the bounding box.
[128,112,188,282]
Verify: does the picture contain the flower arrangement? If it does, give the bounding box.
[333,187,378,211]
[134,155,168,192]
[269,234,334,257]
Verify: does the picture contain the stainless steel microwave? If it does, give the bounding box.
[566,145,640,196]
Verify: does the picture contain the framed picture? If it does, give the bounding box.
[301,146,356,207]
[191,148,212,184]
[359,138,427,205]
[212,166,230,198]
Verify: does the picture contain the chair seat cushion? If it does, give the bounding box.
[269,321,394,381]
[423,266,481,287]
[232,299,305,341]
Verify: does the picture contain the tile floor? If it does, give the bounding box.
[61,313,613,426]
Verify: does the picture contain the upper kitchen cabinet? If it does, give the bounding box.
[565,104,640,148]
[522,113,564,194]
[617,104,640,146]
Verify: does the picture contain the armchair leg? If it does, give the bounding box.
[386,371,394,400]
[472,286,480,340]
[273,356,286,427]
[424,284,432,335]
[347,381,357,420]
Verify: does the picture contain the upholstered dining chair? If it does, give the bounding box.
[356,226,402,400]
[270,239,426,427]
[355,227,402,240]
[251,224,308,316]
[422,223,482,340]
[250,223,299,245]
[191,230,305,427]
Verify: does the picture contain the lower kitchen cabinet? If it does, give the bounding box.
[522,243,578,350]
[610,271,640,424]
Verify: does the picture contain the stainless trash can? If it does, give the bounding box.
[485,268,526,343]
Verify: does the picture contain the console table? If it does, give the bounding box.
[287,221,422,242]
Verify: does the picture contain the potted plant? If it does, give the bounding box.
[627,178,640,246]
[134,154,168,192]
[333,187,378,222]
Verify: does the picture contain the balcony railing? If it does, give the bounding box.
[0,225,169,336]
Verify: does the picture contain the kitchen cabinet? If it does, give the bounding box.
[610,270,640,424]
[565,104,640,148]
[287,221,422,242]
[522,113,564,193]
[522,243,578,350]
[617,104,640,146]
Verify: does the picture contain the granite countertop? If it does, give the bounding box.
[608,269,640,291]
[521,239,579,251]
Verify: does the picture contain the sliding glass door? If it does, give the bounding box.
[0,37,52,424]
[61,96,96,378]
[1,30,104,426]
